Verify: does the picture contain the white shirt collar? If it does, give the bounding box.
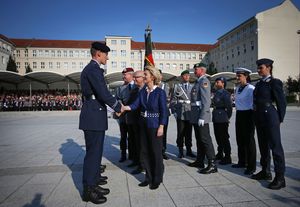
[146,85,157,93]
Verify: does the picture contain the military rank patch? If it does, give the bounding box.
[203,82,209,87]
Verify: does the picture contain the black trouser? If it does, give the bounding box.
[162,119,168,153]
[140,118,164,185]
[256,125,285,174]
[213,122,231,156]
[176,119,192,148]
[235,110,256,171]
[119,122,128,157]
[193,123,215,162]
[127,123,141,165]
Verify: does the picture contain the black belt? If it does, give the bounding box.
[214,107,225,110]
[83,94,96,101]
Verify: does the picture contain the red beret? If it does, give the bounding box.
[122,67,134,73]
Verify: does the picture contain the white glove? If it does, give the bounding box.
[198,119,205,127]
[173,113,177,119]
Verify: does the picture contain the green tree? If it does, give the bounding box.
[6,55,18,73]
[286,76,300,94]
[207,62,217,75]
[25,64,32,73]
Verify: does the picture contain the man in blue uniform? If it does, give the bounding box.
[251,58,287,190]
[79,42,123,204]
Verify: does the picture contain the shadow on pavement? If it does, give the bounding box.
[22,193,45,207]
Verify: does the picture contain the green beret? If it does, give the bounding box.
[181,70,190,76]
[194,62,207,68]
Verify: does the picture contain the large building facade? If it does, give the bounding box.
[207,0,300,80]
[0,34,15,71]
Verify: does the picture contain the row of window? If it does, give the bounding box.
[0,41,12,52]
[110,39,127,45]
[129,51,203,61]
[16,61,88,70]
[113,62,191,70]
[15,49,91,58]
[221,41,255,61]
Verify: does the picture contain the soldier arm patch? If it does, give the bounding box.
[203,82,209,88]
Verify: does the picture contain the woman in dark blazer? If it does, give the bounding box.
[124,66,168,190]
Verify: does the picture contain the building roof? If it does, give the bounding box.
[10,38,104,49]
[0,34,16,46]
[131,40,214,51]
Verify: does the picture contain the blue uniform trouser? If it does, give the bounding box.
[83,130,105,187]
[256,125,285,175]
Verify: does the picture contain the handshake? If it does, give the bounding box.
[115,104,131,117]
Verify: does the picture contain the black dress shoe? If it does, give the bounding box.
[251,171,272,180]
[82,186,107,204]
[268,177,286,190]
[188,161,205,168]
[138,181,149,187]
[119,156,126,163]
[149,183,160,190]
[244,169,255,175]
[131,167,143,175]
[97,180,107,185]
[232,163,246,168]
[94,185,110,195]
[219,157,232,165]
[99,176,108,181]
[199,161,218,174]
[100,165,106,171]
[162,153,169,160]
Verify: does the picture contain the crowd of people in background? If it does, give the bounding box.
[0,89,82,111]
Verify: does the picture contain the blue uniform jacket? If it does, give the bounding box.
[129,86,168,128]
[79,60,121,131]
[253,77,286,127]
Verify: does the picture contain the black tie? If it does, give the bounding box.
[184,84,188,91]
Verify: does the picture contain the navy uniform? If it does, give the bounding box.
[188,63,217,174]
[79,42,121,204]
[233,68,256,175]
[159,70,170,160]
[252,58,286,190]
[212,77,233,165]
[170,70,195,158]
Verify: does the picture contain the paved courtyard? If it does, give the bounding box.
[0,107,300,207]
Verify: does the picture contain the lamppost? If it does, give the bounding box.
[297,30,300,106]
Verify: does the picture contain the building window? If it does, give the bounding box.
[138,52,142,59]
[121,40,126,45]
[41,62,45,69]
[112,61,117,68]
[172,63,177,69]
[63,51,67,57]
[111,50,117,57]
[45,50,49,57]
[131,52,134,59]
[38,50,43,57]
[154,52,159,59]
[1,56,4,64]
[243,44,246,53]
[131,63,135,68]
[16,62,20,69]
[199,54,203,60]
[137,63,142,69]
[186,53,191,59]
[176,53,180,60]
[237,46,240,56]
[69,51,73,57]
[75,51,79,57]
[81,51,85,57]
[51,50,55,57]
[121,50,126,57]
[166,52,170,59]
[159,63,163,70]
[48,62,52,69]
[170,52,175,59]
[16,50,20,57]
[161,52,165,59]
[121,61,126,68]
[57,51,61,57]
[186,64,190,69]
[180,64,183,70]
[111,40,117,45]
[182,53,186,60]
[166,63,170,69]
[25,50,28,57]
[80,62,83,69]
[57,62,60,69]
[33,50,37,57]
[33,62,37,69]
[64,62,68,69]
[72,62,76,69]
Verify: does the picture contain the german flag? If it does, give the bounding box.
[144,26,155,68]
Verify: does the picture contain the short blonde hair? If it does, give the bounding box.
[144,66,161,85]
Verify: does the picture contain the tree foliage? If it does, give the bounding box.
[6,55,18,73]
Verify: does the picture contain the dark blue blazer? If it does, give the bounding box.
[79,60,121,131]
[253,77,286,127]
[130,86,168,128]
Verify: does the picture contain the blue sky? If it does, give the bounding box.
[1,0,299,44]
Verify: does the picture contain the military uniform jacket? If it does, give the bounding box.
[190,75,211,124]
[125,85,140,125]
[212,89,232,123]
[115,84,131,123]
[79,60,121,131]
[170,82,193,120]
[253,77,286,127]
